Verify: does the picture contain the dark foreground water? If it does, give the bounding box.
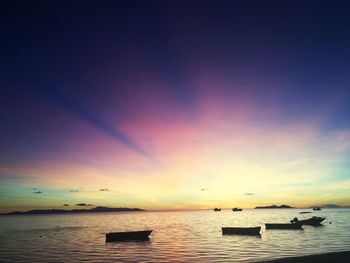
[0,208,349,262]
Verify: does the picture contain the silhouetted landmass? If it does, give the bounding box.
[320,204,342,208]
[255,204,293,209]
[259,251,350,262]
[0,206,144,215]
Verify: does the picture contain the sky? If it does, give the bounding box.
[1,0,350,212]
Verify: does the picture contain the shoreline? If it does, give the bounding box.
[257,251,350,262]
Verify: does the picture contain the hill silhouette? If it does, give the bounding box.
[0,206,144,215]
[255,204,293,209]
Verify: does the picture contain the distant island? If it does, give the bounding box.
[319,204,342,208]
[0,206,144,215]
[255,204,293,209]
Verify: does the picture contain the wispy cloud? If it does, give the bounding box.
[200,188,209,191]
[44,89,149,158]
[245,193,255,196]
[75,203,94,207]
[99,188,110,192]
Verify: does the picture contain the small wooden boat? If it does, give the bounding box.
[265,223,302,230]
[222,226,261,235]
[106,230,152,242]
[214,208,221,211]
[232,208,243,211]
[291,216,325,226]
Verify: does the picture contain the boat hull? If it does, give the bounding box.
[299,217,325,226]
[222,227,261,235]
[106,230,152,242]
[265,223,302,230]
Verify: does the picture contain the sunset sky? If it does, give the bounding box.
[1,1,350,212]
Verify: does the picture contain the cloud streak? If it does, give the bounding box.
[42,88,150,158]
[75,203,94,207]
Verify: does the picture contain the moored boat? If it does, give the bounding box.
[106,230,152,242]
[232,208,242,211]
[265,223,302,230]
[313,207,321,211]
[291,216,325,226]
[222,226,261,235]
[214,208,221,211]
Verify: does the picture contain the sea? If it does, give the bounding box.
[0,208,350,262]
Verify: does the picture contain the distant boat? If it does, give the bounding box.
[313,207,322,211]
[299,211,312,214]
[106,230,152,242]
[291,216,325,226]
[232,208,242,211]
[222,226,261,235]
[214,208,221,211]
[265,223,303,230]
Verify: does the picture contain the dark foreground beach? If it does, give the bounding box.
[259,251,350,263]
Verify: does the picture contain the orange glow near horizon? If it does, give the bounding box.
[1,99,350,212]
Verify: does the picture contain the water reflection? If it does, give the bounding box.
[0,209,350,262]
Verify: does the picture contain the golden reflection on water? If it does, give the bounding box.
[0,209,350,262]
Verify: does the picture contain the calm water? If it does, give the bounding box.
[1,209,350,262]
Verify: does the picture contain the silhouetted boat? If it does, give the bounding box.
[214,208,221,211]
[232,208,242,211]
[313,207,321,211]
[299,211,312,214]
[265,223,302,230]
[222,227,260,235]
[106,230,152,242]
[291,216,325,226]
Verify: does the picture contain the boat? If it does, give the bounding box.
[313,207,322,211]
[232,208,242,211]
[265,223,303,230]
[105,230,152,242]
[222,226,261,235]
[291,216,325,226]
[299,211,312,214]
[214,208,221,211]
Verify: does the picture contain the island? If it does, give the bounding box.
[320,204,342,208]
[0,206,144,215]
[255,204,293,209]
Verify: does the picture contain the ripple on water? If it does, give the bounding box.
[0,209,350,262]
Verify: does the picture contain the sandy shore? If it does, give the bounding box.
[257,251,350,262]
